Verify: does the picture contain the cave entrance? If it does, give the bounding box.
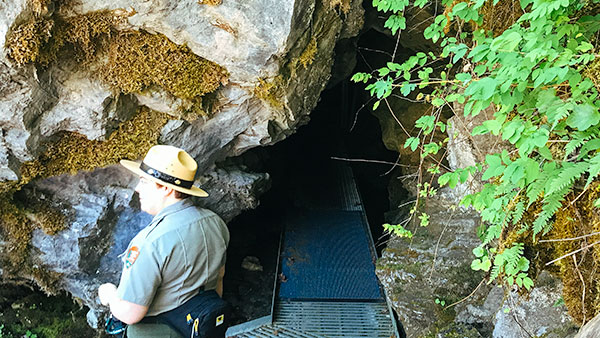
[222,61,402,336]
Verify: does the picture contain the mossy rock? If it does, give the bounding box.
[0,284,97,338]
[6,8,228,118]
[100,31,229,101]
[0,108,168,289]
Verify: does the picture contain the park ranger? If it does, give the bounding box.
[98,145,229,337]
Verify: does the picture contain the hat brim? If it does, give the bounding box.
[120,160,209,197]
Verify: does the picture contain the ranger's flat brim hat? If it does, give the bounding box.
[120,145,208,197]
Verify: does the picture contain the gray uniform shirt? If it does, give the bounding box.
[117,199,229,316]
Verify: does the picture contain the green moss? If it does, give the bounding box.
[419,323,482,338]
[443,0,523,36]
[503,182,600,325]
[6,8,126,67]
[30,267,63,295]
[23,200,66,236]
[254,34,320,108]
[25,107,169,180]
[0,285,97,338]
[6,9,227,118]
[254,76,285,109]
[30,0,54,16]
[57,10,127,63]
[298,37,317,69]
[100,32,229,101]
[6,16,54,66]
[549,184,600,325]
[0,198,32,270]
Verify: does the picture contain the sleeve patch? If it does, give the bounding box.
[125,246,140,269]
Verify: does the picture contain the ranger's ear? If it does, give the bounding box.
[162,185,176,197]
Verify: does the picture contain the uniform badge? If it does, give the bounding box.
[125,246,140,268]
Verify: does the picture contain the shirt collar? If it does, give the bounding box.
[149,198,194,226]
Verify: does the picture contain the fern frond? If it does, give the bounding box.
[527,162,558,207]
[483,224,502,244]
[504,243,524,269]
[564,131,593,159]
[546,161,588,195]
[533,185,570,236]
[512,200,526,225]
[490,261,501,281]
[586,153,600,187]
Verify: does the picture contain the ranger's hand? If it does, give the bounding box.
[98,283,118,306]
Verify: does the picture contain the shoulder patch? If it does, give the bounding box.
[125,246,140,268]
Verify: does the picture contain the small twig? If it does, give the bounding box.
[545,240,600,266]
[446,279,485,309]
[384,98,412,138]
[573,255,587,326]
[350,96,375,132]
[383,154,402,176]
[539,231,600,243]
[330,156,411,168]
[569,186,590,207]
[508,293,535,338]
[397,199,417,208]
[357,47,393,58]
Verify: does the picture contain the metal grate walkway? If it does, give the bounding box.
[227,159,400,338]
[235,301,395,338]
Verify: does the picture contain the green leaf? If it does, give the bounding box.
[566,103,600,131]
[432,97,445,106]
[419,212,430,226]
[404,137,420,151]
[490,31,522,52]
[482,119,503,135]
[482,154,505,180]
[384,14,407,35]
[465,77,498,100]
[579,139,600,159]
[516,257,530,271]
[378,67,390,76]
[456,72,472,83]
[577,41,594,52]
[473,246,485,258]
[538,146,553,160]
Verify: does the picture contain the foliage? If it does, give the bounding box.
[357,0,600,322]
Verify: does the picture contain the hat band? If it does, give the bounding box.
[140,162,194,189]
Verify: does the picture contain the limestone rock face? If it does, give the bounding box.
[376,190,485,337]
[457,271,578,338]
[40,62,139,141]
[0,0,363,328]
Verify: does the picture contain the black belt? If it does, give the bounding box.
[139,287,205,325]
